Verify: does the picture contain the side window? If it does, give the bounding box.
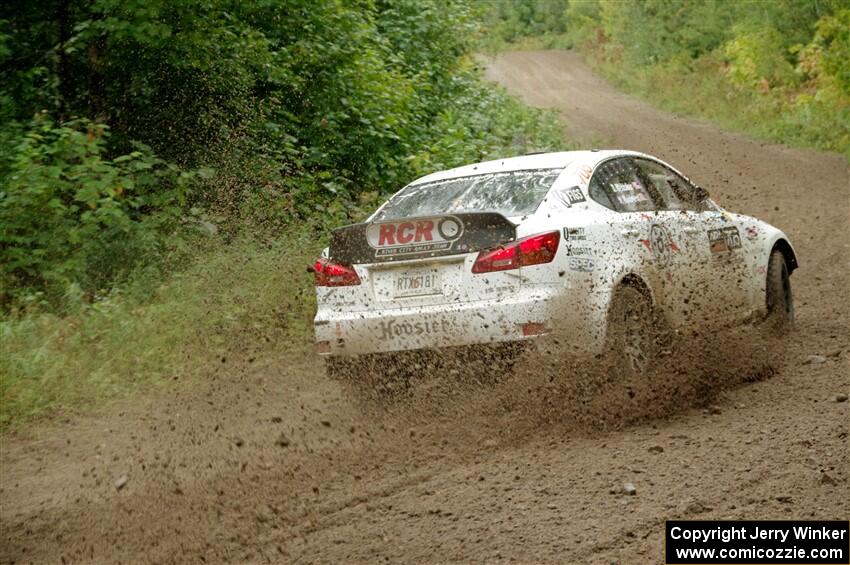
[634,158,699,211]
[588,158,657,213]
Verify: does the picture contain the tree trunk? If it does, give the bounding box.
[54,0,73,122]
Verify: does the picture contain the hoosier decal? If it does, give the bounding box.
[378,319,450,340]
[709,226,742,253]
[565,246,593,256]
[366,216,463,257]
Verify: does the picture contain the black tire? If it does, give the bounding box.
[606,284,658,383]
[765,249,794,331]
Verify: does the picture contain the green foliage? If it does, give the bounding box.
[798,8,850,96]
[479,0,570,44]
[0,0,566,311]
[482,0,850,159]
[0,1,568,426]
[407,75,566,174]
[724,25,796,89]
[0,117,199,307]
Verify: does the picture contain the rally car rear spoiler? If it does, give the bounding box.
[329,212,517,265]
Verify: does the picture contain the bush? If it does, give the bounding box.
[0,117,199,308]
[724,25,796,89]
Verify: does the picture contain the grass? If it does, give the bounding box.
[583,50,850,161]
[0,232,322,430]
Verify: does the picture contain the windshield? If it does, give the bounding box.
[375,168,563,220]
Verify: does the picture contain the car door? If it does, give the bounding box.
[588,157,693,328]
[633,157,750,325]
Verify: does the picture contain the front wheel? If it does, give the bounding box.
[765,249,794,332]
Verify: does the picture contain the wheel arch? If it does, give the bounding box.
[771,238,798,274]
[604,272,658,326]
[615,272,654,300]
[601,271,665,357]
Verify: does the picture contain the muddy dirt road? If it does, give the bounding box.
[2,50,848,564]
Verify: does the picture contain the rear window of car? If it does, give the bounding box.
[375,168,563,220]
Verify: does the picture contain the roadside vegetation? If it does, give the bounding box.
[0,1,567,428]
[480,0,850,160]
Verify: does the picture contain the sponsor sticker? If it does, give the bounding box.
[642,224,679,267]
[564,227,588,241]
[378,319,450,340]
[366,216,463,258]
[568,256,595,272]
[555,186,586,207]
[564,186,586,204]
[565,245,593,256]
[709,226,742,254]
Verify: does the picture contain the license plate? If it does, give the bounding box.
[393,271,442,298]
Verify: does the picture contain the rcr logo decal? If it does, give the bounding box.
[366,216,463,257]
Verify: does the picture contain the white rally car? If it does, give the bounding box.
[313,150,796,378]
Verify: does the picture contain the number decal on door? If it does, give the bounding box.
[708,227,742,254]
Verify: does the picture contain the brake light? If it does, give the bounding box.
[313,258,361,287]
[472,231,560,274]
[521,322,548,336]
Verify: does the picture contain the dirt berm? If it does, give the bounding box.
[1,50,847,564]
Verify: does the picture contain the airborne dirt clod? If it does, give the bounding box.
[2,51,849,564]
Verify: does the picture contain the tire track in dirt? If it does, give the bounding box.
[1,50,848,564]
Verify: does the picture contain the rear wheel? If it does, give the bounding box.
[606,285,658,384]
[765,249,794,331]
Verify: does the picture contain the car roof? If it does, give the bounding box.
[408,150,644,186]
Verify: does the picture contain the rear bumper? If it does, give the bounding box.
[314,291,558,356]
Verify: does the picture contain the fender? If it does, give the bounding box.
[734,215,798,315]
[770,236,798,272]
[593,271,664,354]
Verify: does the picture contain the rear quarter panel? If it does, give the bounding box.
[519,202,649,356]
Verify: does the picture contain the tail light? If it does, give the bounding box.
[313,258,361,287]
[521,322,548,336]
[472,231,560,274]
